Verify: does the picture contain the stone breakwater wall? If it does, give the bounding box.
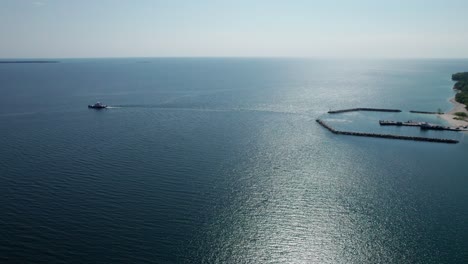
[409,110,442,114]
[316,119,459,144]
[328,108,402,114]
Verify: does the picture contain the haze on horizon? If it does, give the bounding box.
[1,0,468,59]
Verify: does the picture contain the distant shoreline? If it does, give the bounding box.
[0,61,59,64]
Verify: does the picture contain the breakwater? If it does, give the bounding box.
[328,108,402,114]
[316,119,459,144]
[409,110,442,114]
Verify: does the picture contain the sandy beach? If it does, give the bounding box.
[437,97,468,127]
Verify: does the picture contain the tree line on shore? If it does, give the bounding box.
[452,72,468,109]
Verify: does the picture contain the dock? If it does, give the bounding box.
[328,108,402,114]
[379,120,467,132]
[379,120,419,127]
[316,119,459,144]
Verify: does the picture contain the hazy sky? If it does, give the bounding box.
[1,0,468,58]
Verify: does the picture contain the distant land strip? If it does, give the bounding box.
[0,60,59,63]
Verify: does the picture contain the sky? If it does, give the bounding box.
[1,0,468,58]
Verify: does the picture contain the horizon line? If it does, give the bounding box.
[2,56,468,60]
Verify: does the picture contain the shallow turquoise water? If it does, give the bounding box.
[0,58,467,263]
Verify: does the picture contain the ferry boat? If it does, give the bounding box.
[88,102,107,109]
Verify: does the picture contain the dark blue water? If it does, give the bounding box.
[1,58,467,263]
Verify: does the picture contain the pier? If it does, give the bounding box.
[316,119,459,144]
[328,108,402,114]
[379,120,419,127]
[379,120,467,131]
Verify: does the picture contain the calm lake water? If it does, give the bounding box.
[0,58,467,263]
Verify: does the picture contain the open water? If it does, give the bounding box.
[0,58,467,263]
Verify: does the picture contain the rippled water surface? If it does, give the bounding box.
[1,59,467,263]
